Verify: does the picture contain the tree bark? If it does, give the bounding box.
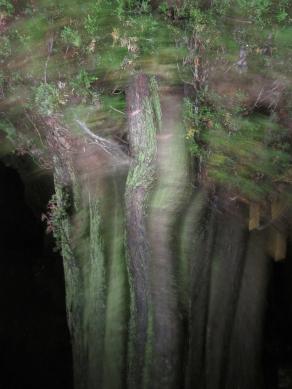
[146,86,188,389]
[205,200,249,389]
[226,230,270,389]
[43,116,117,389]
[185,191,217,389]
[102,176,128,389]
[125,73,160,389]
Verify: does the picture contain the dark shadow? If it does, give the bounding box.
[264,242,292,389]
[0,161,73,389]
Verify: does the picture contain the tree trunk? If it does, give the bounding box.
[54,174,107,389]
[102,176,128,389]
[226,230,270,389]
[43,116,127,389]
[205,200,248,389]
[146,86,188,389]
[181,193,271,389]
[125,73,160,389]
[185,191,217,389]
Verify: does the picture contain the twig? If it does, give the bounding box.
[75,119,130,164]
[44,36,54,84]
[223,16,253,24]
[253,87,264,109]
[75,119,112,154]
[110,106,125,115]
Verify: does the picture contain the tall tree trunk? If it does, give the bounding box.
[125,73,160,389]
[185,191,217,389]
[43,117,119,389]
[55,174,107,389]
[205,200,248,389]
[226,230,270,389]
[146,86,188,389]
[103,175,129,389]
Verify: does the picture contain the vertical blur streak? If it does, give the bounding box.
[147,86,188,389]
[125,73,159,389]
[63,172,107,389]
[185,191,217,389]
[226,231,270,389]
[103,175,129,389]
[44,117,109,389]
[43,118,89,389]
[205,201,248,389]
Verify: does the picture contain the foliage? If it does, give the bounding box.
[0,36,11,59]
[183,98,203,158]
[61,26,82,48]
[33,83,61,116]
[43,190,71,251]
[0,0,291,203]
[0,118,16,143]
[210,0,291,25]
[70,69,98,98]
[0,0,14,15]
[207,115,291,200]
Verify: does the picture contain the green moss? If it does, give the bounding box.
[126,79,159,190]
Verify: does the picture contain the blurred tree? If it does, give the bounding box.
[0,1,292,389]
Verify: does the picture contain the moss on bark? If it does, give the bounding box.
[125,73,160,389]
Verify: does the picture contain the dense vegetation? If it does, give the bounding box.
[1,1,292,199]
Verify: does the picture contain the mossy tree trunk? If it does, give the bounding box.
[146,86,189,389]
[125,78,189,389]
[185,191,217,389]
[44,116,128,389]
[125,73,160,389]
[102,175,128,389]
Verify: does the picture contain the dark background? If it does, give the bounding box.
[0,161,73,389]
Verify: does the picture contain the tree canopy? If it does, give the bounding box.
[1,0,291,204]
